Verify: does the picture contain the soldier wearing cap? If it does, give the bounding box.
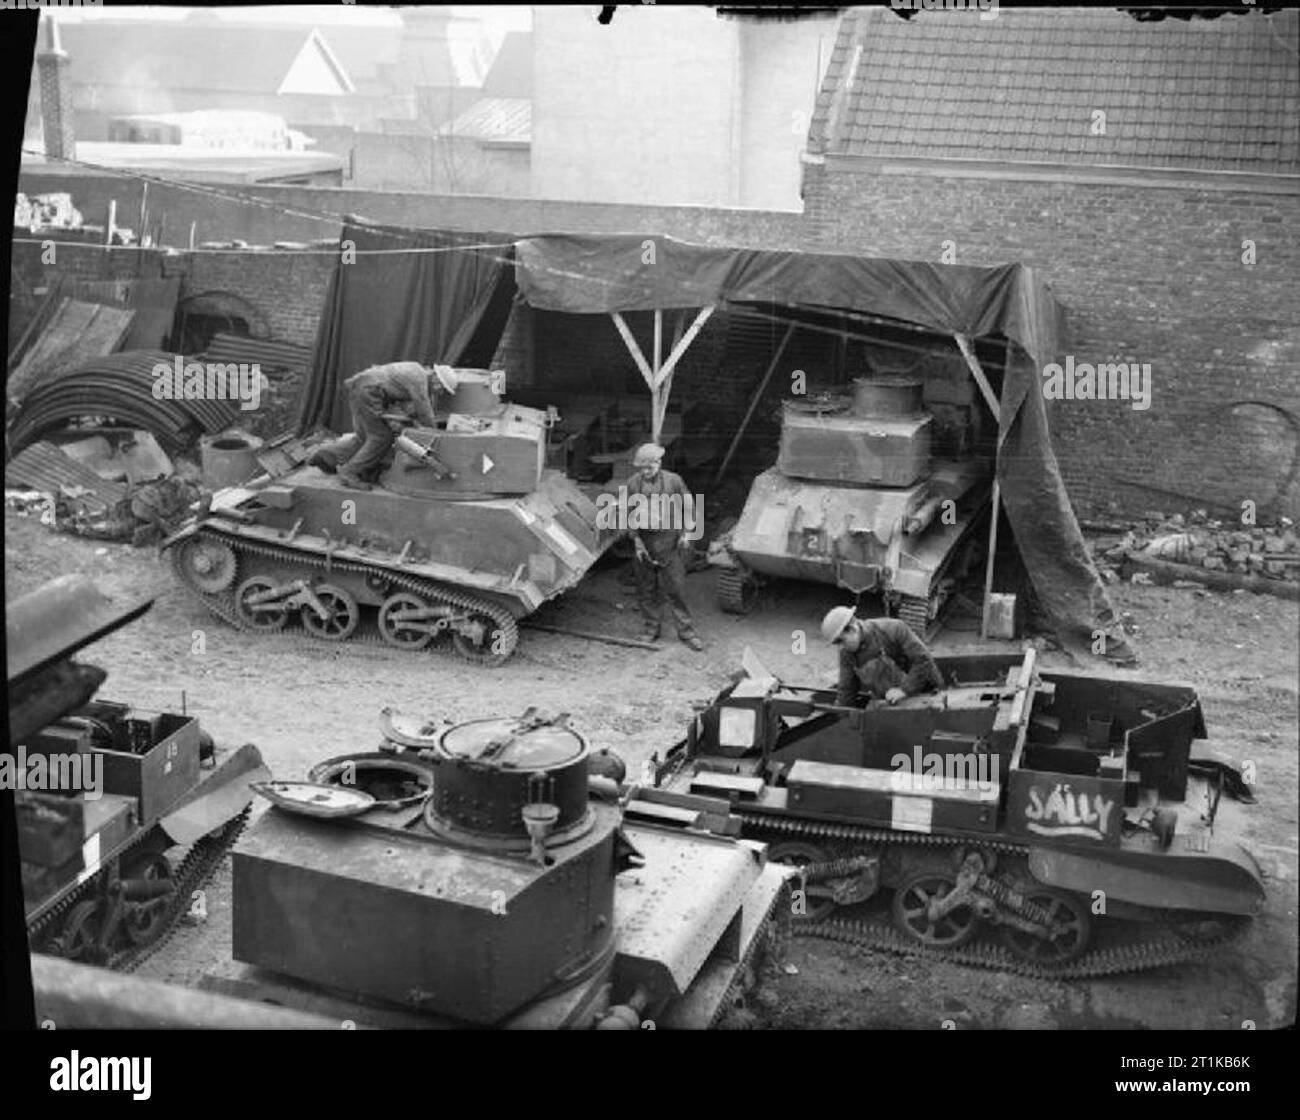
[822,606,943,706]
[322,362,458,491]
[627,443,703,651]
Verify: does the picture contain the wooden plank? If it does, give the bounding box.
[611,312,655,390]
[713,321,796,485]
[787,759,999,803]
[954,333,1000,422]
[654,306,715,389]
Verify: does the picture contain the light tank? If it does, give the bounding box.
[714,377,992,636]
[163,373,618,665]
[656,647,1265,977]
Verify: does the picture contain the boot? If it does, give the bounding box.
[679,632,704,652]
[336,471,373,492]
[308,449,338,474]
[641,625,661,643]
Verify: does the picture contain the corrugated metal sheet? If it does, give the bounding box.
[7,299,136,403]
[8,351,241,454]
[5,441,128,505]
[201,333,311,371]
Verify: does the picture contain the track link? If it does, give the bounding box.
[170,528,520,665]
[716,567,757,615]
[737,811,1250,979]
[27,806,251,972]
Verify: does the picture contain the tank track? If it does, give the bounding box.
[27,806,251,974]
[737,812,1251,979]
[711,878,794,1028]
[170,528,520,665]
[895,595,936,642]
[716,567,757,615]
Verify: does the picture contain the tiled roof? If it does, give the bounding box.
[810,7,1300,173]
[441,98,531,145]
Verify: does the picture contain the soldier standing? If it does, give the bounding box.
[627,444,703,650]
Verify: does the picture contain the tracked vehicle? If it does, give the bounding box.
[164,381,617,665]
[206,708,791,1029]
[10,575,268,970]
[657,648,1265,977]
[714,377,991,637]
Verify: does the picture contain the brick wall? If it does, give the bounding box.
[801,161,1300,520]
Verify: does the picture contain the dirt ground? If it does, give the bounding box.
[7,506,1297,1030]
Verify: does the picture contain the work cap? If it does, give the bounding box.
[821,605,857,644]
[633,443,665,466]
[429,364,459,394]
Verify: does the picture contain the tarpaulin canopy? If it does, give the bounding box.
[301,227,1132,663]
[297,223,516,435]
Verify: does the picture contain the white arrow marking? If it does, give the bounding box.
[482,454,494,474]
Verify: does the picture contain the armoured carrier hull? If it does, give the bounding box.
[10,575,269,972]
[658,649,1265,978]
[165,402,618,665]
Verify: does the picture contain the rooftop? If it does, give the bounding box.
[810,7,1300,174]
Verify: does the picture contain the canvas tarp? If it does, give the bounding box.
[296,222,516,435]
[302,228,1132,663]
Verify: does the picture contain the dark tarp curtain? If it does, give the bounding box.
[303,228,1132,663]
[296,222,516,434]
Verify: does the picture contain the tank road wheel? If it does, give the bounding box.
[769,842,837,923]
[54,899,108,963]
[301,583,360,641]
[451,606,519,666]
[716,568,758,615]
[892,872,978,949]
[177,537,238,593]
[378,592,436,650]
[234,576,290,633]
[1000,888,1091,965]
[120,850,173,947]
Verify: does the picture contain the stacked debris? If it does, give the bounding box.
[1087,509,1299,592]
[6,437,202,546]
[13,191,83,231]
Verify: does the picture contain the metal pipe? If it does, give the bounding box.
[31,955,356,1030]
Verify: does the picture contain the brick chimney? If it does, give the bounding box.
[36,15,75,163]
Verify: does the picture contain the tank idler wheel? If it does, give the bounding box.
[892,871,978,949]
[451,609,518,665]
[768,841,838,923]
[1000,888,1091,965]
[179,537,238,593]
[378,592,437,651]
[54,899,109,964]
[120,849,173,947]
[301,583,360,641]
[234,576,290,633]
[717,567,758,615]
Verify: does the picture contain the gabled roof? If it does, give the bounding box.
[810,7,1300,174]
[44,18,358,96]
[482,31,532,99]
[440,98,531,146]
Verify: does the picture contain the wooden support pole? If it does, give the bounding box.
[713,321,795,485]
[952,333,1003,638]
[651,308,663,442]
[611,311,655,389]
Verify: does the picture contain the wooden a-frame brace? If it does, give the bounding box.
[611,306,716,444]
